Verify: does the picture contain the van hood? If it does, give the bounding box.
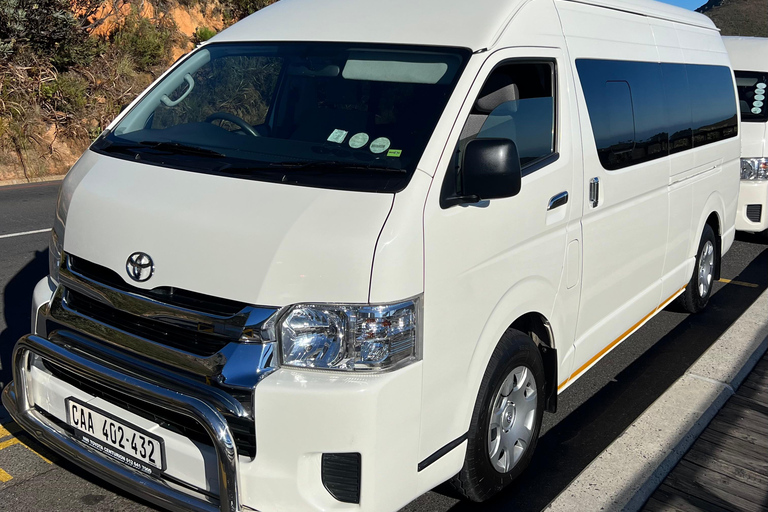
[741,122,767,158]
[62,151,394,306]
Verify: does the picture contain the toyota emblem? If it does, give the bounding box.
[126,252,154,282]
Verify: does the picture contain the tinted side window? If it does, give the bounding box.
[577,59,667,170]
[441,61,556,208]
[458,62,555,168]
[596,80,635,168]
[661,63,693,154]
[687,65,738,146]
[577,59,737,170]
[734,70,768,123]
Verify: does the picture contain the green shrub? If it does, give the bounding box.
[194,26,217,43]
[113,13,172,71]
[0,0,102,68]
[56,73,88,113]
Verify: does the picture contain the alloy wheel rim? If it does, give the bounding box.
[487,365,537,473]
[698,240,714,298]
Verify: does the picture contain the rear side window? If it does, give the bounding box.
[577,59,738,170]
[734,70,768,123]
[661,63,693,154]
[591,80,635,168]
[687,65,740,145]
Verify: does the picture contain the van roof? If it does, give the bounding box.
[213,0,715,51]
[723,37,768,72]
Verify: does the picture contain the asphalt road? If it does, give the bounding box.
[0,180,766,512]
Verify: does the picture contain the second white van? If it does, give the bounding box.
[4,0,740,511]
[724,36,768,237]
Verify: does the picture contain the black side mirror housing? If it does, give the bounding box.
[461,138,522,202]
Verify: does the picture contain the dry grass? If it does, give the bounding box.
[0,0,233,182]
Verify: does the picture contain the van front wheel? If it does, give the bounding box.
[677,224,717,313]
[451,329,545,502]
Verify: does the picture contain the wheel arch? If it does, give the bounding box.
[509,313,558,413]
[705,210,722,281]
[692,190,725,280]
[464,277,560,432]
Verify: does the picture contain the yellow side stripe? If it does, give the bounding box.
[0,468,12,483]
[558,286,686,391]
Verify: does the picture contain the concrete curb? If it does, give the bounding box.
[0,175,64,188]
[544,287,768,512]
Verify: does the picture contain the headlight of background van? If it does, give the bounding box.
[740,158,768,180]
[48,183,69,284]
[278,296,421,371]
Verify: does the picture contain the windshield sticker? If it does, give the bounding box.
[757,83,767,89]
[754,101,764,108]
[387,149,402,157]
[755,94,765,101]
[752,107,763,114]
[327,129,348,144]
[349,133,370,149]
[370,137,391,154]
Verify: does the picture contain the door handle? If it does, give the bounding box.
[589,177,599,208]
[547,191,569,211]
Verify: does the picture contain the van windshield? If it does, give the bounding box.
[92,42,470,193]
[734,70,768,123]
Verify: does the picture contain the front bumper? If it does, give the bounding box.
[735,180,768,233]
[3,334,240,512]
[4,334,427,512]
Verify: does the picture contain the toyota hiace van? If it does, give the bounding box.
[4,0,740,511]
[724,36,768,237]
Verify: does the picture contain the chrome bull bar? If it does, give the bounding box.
[2,334,242,512]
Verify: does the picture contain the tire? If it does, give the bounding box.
[677,223,717,314]
[451,329,545,502]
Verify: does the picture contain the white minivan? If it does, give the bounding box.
[3,0,740,511]
[723,36,768,236]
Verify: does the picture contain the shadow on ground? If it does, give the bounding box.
[0,249,48,394]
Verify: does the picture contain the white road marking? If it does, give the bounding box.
[0,228,50,240]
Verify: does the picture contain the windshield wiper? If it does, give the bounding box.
[138,141,225,158]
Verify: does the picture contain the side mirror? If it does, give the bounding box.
[460,138,522,202]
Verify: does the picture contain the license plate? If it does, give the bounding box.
[66,397,166,475]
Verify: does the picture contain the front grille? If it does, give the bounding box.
[69,255,247,317]
[747,204,762,223]
[43,358,256,458]
[65,290,232,357]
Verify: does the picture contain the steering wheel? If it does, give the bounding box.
[205,112,260,137]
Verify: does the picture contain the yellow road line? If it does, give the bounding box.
[0,468,12,483]
[19,439,52,464]
[0,438,19,451]
[718,278,759,288]
[0,425,52,464]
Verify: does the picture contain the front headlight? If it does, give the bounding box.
[278,296,421,371]
[741,158,768,180]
